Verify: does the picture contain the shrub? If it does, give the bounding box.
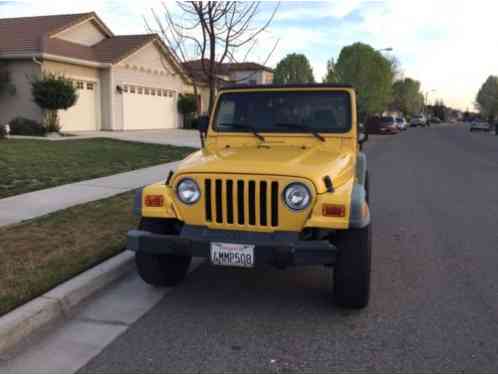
[31,73,78,132]
[178,94,198,129]
[9,117,47,136]
[0,124,7,139]
[177,94,198,115]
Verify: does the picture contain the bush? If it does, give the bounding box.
[31,73,77,132]
[9,117,47,136]
[0,124,7,139]
[178,94,199,129]
[177,94,198,115]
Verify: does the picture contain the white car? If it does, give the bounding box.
[470,121,491,132]
[396,117,408,131]
[410,114,427,127]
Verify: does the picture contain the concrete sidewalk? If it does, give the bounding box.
[10,129,202,149]
[0,161,179,227]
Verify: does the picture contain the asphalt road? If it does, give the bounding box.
[81,125,498,373]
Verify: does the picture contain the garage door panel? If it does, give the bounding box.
[122,86,177,130]
[59,80,98,132]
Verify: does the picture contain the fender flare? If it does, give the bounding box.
[350,152,370,228]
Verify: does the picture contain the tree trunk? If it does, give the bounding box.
[44,110,60,133]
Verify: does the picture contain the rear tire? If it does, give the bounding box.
[333,224,371,309]
[135,218,191,287]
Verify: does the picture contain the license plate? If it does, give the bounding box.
[210,242,255,268]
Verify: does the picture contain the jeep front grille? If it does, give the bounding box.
[204,177,279,227]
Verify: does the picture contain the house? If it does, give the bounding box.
[0,12,200,131]
[182,59,273,113]
[182,59,273,86]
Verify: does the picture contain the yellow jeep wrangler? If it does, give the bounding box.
[128,84,371,308]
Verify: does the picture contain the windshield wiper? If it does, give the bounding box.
[219,122,265,142]
[273,122,325,142]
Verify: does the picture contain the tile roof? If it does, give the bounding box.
[0,13,157,65]
[0,13,96,55]
[182,59,272,83]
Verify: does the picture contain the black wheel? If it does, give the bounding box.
[333,224,371,309]
[365,171,370,204]
[135,218,191,287]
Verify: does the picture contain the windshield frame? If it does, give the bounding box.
[210,89,353,135]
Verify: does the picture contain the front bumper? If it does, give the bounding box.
[127,226,337,268]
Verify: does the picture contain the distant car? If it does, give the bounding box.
[396,117,408,131]
[379,116,400,134]
[470,121,491,132]
[410,114,427,127]
[430,117,442,124]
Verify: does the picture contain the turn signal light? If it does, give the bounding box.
[145,195,164,207]
[322,204,346,217]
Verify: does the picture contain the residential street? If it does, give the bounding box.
[80,125,498,373]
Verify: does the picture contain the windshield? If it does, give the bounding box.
[382,116,395,124]
[396,118,403,123]
[213,91,351,133]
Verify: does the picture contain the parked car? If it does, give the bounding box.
[410,114,427,127]
[470,121,491,132]
[129,83,373,309]
[430,117,442,124]
[396,117,408,131]
[365,116,398,134]
[380,116,401,134]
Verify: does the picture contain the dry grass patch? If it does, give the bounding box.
[0,191,138,316]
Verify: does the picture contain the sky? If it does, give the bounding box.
[2,0,498,110]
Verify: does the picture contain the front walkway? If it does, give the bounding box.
[0,161,179,227]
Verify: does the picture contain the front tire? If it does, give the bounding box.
[333,224,372,309]
[135,218,191,287]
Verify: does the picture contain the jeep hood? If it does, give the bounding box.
[174,144,356,194]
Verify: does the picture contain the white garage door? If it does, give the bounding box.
[59,80,98,132]
[122,85,177,130]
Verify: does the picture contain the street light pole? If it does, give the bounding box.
[377,47,393,53]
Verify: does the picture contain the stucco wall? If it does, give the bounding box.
[0,59,42,124]
[42,60,99,80]
[99,69,113,130]
[54,20,107,46]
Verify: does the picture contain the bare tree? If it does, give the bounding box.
[147,1,280,113]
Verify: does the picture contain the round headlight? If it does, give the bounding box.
[176,178,200,204]
[283,183,311,211]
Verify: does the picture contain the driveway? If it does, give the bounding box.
[71,129,201,148]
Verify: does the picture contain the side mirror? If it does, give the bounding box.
[197,115,209,148]
[358,123,368,145]
[198,115,209,133]
[358,131,368,145]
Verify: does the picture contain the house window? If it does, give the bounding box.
[86,82,94,90]
[163,89,168,97]
[157,90,162,97]
[76,81,84,90]
[123,85,128,93]
[168,90,174,98]
[144,88,150,95]
[130,86,136,94]
[151,89,156,96]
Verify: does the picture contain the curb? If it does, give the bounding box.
[0,250,135,354]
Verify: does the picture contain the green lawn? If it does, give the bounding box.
[0,139,195,199]
[0,191,138,316]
